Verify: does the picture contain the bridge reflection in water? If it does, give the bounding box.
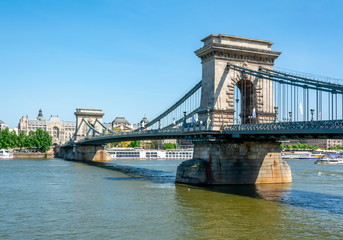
[177,183,292,201]
[175,184,290,239]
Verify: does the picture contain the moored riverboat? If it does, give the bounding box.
[0,149,13,159]
[282,151,324,160]
[106,148,193,160]
[315,157,343,165]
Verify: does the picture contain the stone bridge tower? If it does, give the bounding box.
[195,34,281,130]
[74,108,104,141]
[176,35,291,185]
[61,108,112,162]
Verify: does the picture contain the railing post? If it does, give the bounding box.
[274,107,278,123]
[310,109,315,121]
[182,111,187,129]
[206,109,212,130]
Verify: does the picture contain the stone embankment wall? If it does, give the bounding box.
[14,152,54,159]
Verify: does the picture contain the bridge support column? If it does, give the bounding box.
[176,141,292,184]
[65,145,112,162]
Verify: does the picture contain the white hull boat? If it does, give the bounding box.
[0,149,13,159]
[315,158,343,165]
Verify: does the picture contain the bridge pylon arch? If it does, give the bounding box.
[175,34,292,185]
[195,34,281,130]
[74,108,105,141]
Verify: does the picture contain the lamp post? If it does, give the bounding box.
[274,106,278,122]
[310,109,315,121]
[235,98,239,124]
[183,111,187,128]
[206,108,211,130]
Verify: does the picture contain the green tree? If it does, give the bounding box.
[0,129,17,149]
[150,141,157,149]
[163,143,176,150]
[106,142,120,148]
[284,142,318,150]
[25,130,36,149]
[33,128,52,152]
[0,129,9,149]
[129,141,141,148]
[0,129,52,152]
[17,131,27,150]
[329,146,343,150]
[9,130,18,148]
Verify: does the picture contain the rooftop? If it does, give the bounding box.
[201,34,273,50]
[49,116,62,123]
[113,117,130,125]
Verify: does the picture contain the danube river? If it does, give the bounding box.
[1,158,343,239]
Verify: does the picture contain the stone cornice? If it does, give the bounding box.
[74,108,104,117]
[195,42,281,65]
[195,42,281,57]
[74,112,104,117]
[201,34,274,47]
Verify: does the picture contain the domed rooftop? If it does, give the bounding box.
[140,117,149,124]
[36,109,45,121]
[112,117,130,125]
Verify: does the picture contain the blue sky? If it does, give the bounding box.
[1,0,343,128]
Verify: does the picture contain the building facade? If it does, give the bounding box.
[111,117,132,132]
[0,120,9,130]
[18,109,76,145]
[104,116,149,132]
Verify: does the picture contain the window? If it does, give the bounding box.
[53,127,59,138]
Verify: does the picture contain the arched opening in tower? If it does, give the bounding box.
[234,79,256,124]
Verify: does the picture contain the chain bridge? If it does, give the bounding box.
[61,34,343,185]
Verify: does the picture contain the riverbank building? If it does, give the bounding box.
[18,109,76,145]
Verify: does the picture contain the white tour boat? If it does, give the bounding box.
[282,151,324,160]
[315,157,343,165]
[0,149,13,159]
[106,148,193,160]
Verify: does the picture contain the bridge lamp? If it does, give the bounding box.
[310,109,315,121]
[235,99,239,124]
[183,111,187,128]
[274,107,278,122]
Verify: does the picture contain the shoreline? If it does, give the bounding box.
[13,152,54,159]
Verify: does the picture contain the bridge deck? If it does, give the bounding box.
[77,120,343,145]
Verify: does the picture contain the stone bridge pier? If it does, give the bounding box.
[64,145,112,162]
[176,140,292,184]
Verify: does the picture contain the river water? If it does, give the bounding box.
[1,158,343,239]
